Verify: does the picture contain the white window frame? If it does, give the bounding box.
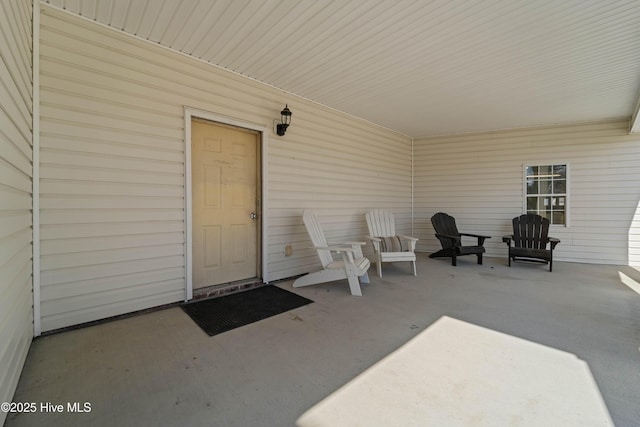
[522,162,569,227]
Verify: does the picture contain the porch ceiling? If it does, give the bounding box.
[42,0,640,137]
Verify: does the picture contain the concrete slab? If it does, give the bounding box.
[4,257,640,426]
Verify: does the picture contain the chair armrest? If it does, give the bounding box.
[397,235,418,251]
[460,233,490,246]
[328,241,367,247]
[502,235,513,245]
[366,236,382,242]
[327,241,367,259]
[460,233,491,239]
[314,246,359,265]
[549,237,560,250]
[435,233,460,241]
[314,245,356,253]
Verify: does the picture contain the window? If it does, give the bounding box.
[524,164,567,225]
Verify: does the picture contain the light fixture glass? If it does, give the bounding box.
[276,104,292,136]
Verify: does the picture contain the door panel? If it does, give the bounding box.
[191,119,259,289]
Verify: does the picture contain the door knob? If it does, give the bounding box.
[250,212,257,219]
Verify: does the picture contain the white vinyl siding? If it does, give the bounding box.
[0,0,33,423]
[414,119,640,266]
[267,109,412,280]
[38,7,411,331]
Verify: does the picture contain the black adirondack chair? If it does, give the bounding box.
[502,214,560,272]
[429,212,490,266]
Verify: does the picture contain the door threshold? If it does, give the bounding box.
[192,279,264,300]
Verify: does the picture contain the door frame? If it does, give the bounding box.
[183,107,270,300]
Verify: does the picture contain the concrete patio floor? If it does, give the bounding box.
[4,256,640,427]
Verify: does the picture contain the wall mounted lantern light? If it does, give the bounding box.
[275,104,292,136]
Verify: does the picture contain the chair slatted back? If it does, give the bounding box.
[366,210,396,238]
[430,212,460,249]
[302,211,334,268]
[513,214,549,249]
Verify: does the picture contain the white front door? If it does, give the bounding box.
[191,118,260,289]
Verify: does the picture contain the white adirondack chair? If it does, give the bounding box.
[366,210,418,277]
[293,211,371,296]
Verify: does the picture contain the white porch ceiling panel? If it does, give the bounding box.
[42,0,640,137]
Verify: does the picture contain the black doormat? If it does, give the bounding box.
[182,285,313,336]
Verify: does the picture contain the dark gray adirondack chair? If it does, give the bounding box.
[429,212,490,266]
[502,214,560,272]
